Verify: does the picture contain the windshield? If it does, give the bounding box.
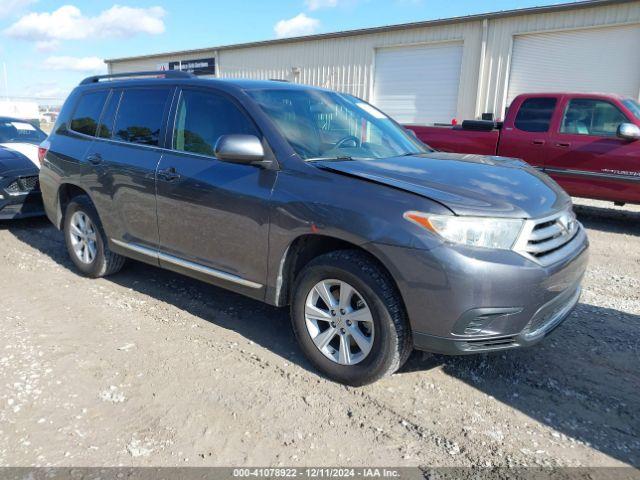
[0,120,46,144]
[622,98,640,120]
[247,89,430,160]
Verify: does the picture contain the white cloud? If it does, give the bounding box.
[4,4,166,48]
[274,13,319,39]
[305,0,338,10]
[43,56,106,72]
[0,0,37,19]
[36,40,60,52]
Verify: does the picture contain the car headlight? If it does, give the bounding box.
[403,211,524,250]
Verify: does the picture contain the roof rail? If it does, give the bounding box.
[80,70,196,85]
[269,78,290,82]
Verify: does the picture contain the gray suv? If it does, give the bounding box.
[39,71,589,385]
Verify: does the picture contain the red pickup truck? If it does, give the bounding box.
[407,93,640,205]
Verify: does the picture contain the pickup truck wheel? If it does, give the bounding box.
[63,195,125,278]
[291,250,412,386]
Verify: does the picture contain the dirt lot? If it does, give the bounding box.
[0,199,638,468]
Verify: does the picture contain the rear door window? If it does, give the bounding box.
[70,90,109,136]
[113,88,171,146]
[514,97,557,132]
[172,89,259,157]
[560,99,628,136]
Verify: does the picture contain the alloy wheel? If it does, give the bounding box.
[304,279,374,365]
[69,211,98,265]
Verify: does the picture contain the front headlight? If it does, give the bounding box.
[403,211,524,250]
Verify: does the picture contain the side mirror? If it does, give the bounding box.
[214,134,265,164]
[617,123,640,141]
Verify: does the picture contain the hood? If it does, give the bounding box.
[314,152,570,218]
[0,143,40,174]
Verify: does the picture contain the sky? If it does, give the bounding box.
[0,0,577,105]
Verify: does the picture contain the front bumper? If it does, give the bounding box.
[368,225,589,355]
[412,284,581,354]
[0,172,44,220]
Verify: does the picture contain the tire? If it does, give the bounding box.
[291,249,412,386]
[63,195,125,278]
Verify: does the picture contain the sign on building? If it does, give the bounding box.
[157,58,215,76]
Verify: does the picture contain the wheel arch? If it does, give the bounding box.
[55,182,93,229]
[273,234,406,313]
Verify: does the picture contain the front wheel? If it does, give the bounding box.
[291,250,412,386]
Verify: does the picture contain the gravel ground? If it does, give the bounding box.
[0,198,638,468]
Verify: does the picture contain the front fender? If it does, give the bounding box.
[264,167,448,305]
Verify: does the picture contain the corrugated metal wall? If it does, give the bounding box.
[108,1,640,122]
[217,21,482,121]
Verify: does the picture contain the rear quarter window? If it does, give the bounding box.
[514,97,557,133]
[70,90,109,136]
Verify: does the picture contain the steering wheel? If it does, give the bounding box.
[335,135,361,149]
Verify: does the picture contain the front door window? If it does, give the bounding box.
[560,99,628,137]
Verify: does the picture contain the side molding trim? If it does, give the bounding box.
[110,239,263,289]
[544,167,640,183]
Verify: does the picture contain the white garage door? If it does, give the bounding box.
[507,25,640,105]
[372,42,463,125]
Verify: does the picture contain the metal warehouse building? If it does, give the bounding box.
[106,0,640,125]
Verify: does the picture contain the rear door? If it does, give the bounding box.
[86,86,173,250]
[498,96,558,168]
[155,87,276,295]
[543,97,640,203]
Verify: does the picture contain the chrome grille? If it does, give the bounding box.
[5,176,40,195]
[513,209,581,266]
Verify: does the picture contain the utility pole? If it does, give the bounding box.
[2,62,8,101]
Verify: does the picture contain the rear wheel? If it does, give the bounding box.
[291,250,412,386]
[63,195,125,278]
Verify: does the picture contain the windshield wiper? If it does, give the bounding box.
[397,152,427,157]
[306,155,354,162]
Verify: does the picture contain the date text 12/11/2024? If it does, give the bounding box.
[232,468,402,478]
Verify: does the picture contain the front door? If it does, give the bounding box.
[155,88,276,295]
[543,97,640,203]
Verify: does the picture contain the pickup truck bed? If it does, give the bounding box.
[408,125,499,156]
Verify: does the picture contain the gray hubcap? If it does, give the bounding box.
[69,211,97,265]
[304,279,374,366]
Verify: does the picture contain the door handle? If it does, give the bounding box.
[532,139,545,145]
[86,153,103,165]
[158,167,181,182]
[556,142,571,148]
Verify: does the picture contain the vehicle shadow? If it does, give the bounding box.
[5,217,640,467]
[3,217,309,370]
[573,203,640,237]
[400,301,640,466]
